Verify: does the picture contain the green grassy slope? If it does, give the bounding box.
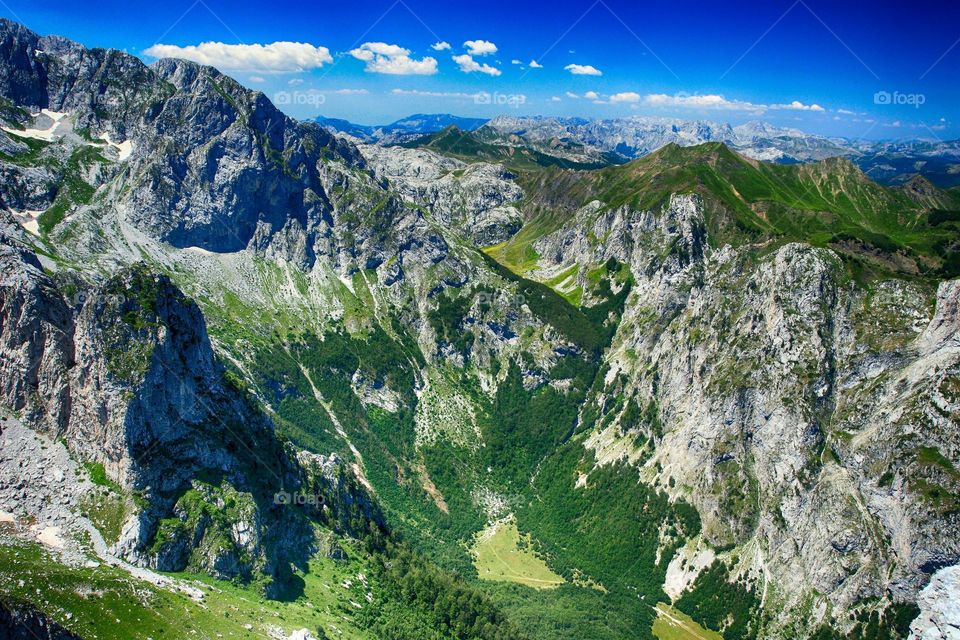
[490,142,960,281]
[399,125,612,172]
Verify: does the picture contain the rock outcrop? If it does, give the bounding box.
[539,191,960,634]
[0,231,382,591]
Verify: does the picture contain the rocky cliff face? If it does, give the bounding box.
[0,227,73,433]
[0,227,382,591]
[359,143,524,246]
[0,17,449,280]
[530,191,960,634]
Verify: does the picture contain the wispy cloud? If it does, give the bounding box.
[562,91,830,114]
[642,93,825,113]
[643,93,759,110]
[453,54,501,76]
[464,39,498,56]
[391,88,478,99]
[565,63,602,76]
[349,42,438,75]
[144,41,332,72]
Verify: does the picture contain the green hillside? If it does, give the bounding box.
[399,125,612,172]
[490,142,960,281]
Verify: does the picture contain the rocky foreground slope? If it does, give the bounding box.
[0,17,958,640]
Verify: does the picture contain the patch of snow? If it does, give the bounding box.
[98,133,134,161]
[8,209,42,235]
[34,525,65,548]
[1,109,69,141]
[184,246,216,256]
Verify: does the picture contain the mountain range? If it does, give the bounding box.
[1,17,959,640]
[315,113,488,144]
[318,113,960,188]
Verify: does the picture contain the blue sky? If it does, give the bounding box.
[4,0,958,139]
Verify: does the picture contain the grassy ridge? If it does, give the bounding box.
[400,126,613,172]
[489,142,960,281]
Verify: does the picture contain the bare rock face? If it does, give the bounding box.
[539,192,960,633]
[0,233,382,590]
[911,564,960,639]
[0,18,446,280]
[65,265,269,491]
[0,227,73,433]
[360,143,524,246]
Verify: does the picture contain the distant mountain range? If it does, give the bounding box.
[316,113,960,187]
[314,113,487,144]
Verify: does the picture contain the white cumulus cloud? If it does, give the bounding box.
[464,39,497,56]
[565,91,580,99]
[511,59,522,65]
[609,91,641,103]
[550,96,562,102]
[453,54,501,76]
[771,100,824,112]
[529,60,543,69]
[349,42,438,75]
[144,41,333,73]
[431,41,451,51]
[583,91,600,100]
[565,63,602,76]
